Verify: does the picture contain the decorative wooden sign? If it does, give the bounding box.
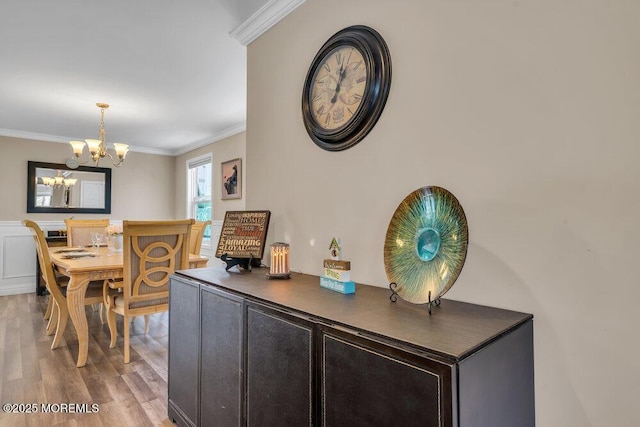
[323,259,351,271]
[216,210,271,261]
[329,237,341,260]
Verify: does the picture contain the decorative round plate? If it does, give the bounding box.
[383,186,469,304]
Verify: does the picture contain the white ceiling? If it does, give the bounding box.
[0,0,303,156]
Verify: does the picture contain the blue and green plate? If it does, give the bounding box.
[383,186,469,304]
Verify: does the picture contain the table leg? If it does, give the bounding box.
[66,274,91,367]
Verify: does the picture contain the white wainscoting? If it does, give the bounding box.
[0,219,223,296]
[0,220,65,296]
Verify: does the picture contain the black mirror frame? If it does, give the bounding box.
[27,161,112,214]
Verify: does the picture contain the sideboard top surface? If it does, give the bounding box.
[175,267,532,361]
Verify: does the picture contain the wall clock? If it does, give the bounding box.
[302,25,392,151]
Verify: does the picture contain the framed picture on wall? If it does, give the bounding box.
[221,158,242,200]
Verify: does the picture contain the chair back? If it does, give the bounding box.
[65,218,110,247]
[122,219,194,315]
[23,220,66,304]
[189,220,211,255]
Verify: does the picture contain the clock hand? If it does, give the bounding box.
[331,63,347,103]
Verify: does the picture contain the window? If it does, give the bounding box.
[187,154,212,245]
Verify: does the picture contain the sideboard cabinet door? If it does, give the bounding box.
[200,285,244,426]
[246,302,315,426]
[168,276,200,427]
[320,326,454,427]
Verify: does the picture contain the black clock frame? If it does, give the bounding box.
[302,25,392,151]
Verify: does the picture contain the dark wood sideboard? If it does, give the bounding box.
[168,267,535,427]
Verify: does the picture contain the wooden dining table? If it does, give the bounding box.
[49,246,208,367]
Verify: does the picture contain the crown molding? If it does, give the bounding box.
[0,121,248,157]
[171,123,246,156]
[230,0,306,46]
[1,128,178,156]
[0,128,70,144]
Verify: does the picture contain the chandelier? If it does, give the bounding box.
[41,170,77,188]
[66,103,129,169]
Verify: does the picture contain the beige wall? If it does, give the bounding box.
[174,132,246,220]
[0,136,175,221]
[247,0,640,425]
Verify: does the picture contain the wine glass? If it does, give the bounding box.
[107,233,116,255]
[91,232,99,248]
[94,232,104,249]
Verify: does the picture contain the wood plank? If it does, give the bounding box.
[0,294,173,425]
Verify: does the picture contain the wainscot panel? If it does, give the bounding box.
[0,221,65,295]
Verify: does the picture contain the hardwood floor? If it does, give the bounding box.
[0,293,176,427]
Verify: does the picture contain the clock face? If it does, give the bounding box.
[309,46,367,131]
[302,25,391,151]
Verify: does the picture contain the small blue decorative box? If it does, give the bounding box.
[320,276,355,294]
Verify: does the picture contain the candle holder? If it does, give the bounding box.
[267,242,290,279]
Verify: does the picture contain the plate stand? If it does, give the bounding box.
[389,282,441,315]
[220,253,253,272]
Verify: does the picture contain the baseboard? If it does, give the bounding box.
[0,282,33,296]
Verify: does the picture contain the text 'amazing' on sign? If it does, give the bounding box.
[215,210,271,260]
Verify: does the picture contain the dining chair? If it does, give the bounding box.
[131,219,208,334]
[103,219,194,363]
[23,220,107,350]
[189,219,211,256]
[65,218,111,322]
[65,218,110,247]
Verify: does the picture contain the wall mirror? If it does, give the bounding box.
[27,161,112,214]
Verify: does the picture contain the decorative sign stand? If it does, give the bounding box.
[215,210,271,271]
